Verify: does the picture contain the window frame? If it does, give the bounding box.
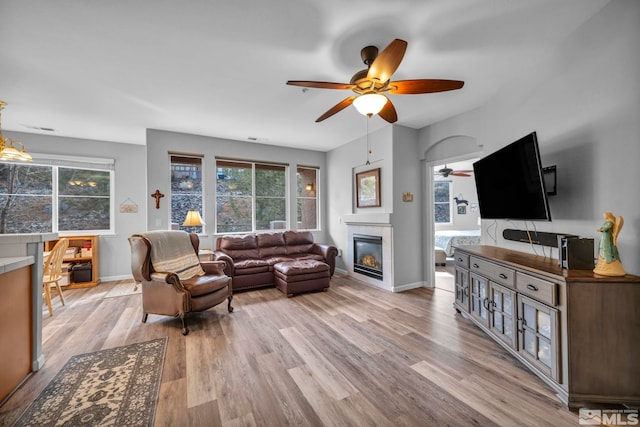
[215,158,289,234]
[296,166,319,231]
[170,154,204,233]
[434,180,453,225]
[0,153,115,235]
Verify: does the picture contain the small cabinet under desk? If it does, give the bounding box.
[45,235,100,288]
[453,245,640,409]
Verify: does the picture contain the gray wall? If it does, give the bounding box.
[145,129,329,251]
[326,125,393,272]
[325,124,424,287]
[4,131,147,280]
[418,0,640,275]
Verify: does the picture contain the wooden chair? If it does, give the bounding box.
[43,238,69,316]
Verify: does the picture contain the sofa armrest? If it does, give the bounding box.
[150,271,187,292]
[312,243,338,276]
[212,251,235,276]
[200,260,227,276]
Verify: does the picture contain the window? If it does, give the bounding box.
[216,160,287,233]
[170,155,203,232]
[297,166,318,230]
[0,157,113,234]
[434,181,452,224]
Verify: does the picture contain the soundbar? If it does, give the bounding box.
[503,229,577,248]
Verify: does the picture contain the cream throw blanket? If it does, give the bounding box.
[141,231,204,280]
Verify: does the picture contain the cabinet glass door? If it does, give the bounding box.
[517,295,559,381]
[490,282,516,349]
[454,267,470,313]
[470,274,489,326]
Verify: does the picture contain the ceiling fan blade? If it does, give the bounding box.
[287,81,354,90]
[378,97,397,123]
[388,79,465,95]
[367,39,407,83]
[451,173,472,177]
[315,96,357,122]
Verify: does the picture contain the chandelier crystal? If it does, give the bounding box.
[0,101,32,162]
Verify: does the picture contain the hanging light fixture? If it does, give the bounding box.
[0,101,32,162]
[353,93,387,117]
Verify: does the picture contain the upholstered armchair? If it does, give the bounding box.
[129,230,233,335]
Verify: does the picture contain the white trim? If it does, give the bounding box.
[392,281,425,292]
[30,152,115,170]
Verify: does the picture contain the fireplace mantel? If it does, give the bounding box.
[343,213,392,225]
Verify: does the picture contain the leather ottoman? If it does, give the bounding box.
[274,260,330,297]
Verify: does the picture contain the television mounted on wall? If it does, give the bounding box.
[473,131,551,221]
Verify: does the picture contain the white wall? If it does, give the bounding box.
[4,131,147,281]
[418,0,640,275]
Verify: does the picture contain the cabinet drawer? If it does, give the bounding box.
[516,272,557,306]
[470,256,515,288]
[454,251,470,268]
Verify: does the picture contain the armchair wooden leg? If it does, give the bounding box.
[227,295,234,313]
[142,313,148,323]
[180,313,189,335]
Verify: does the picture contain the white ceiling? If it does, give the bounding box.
[0,0,609,151]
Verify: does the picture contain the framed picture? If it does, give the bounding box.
[356,168,381,208]
[457,205,467,215]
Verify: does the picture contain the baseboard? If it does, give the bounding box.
[393,281,425,293]
[101,274,134,282]
[334,267,348,276]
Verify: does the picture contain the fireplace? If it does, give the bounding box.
[353,234,383,280]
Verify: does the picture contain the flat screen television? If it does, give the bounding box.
[473,131,551,221]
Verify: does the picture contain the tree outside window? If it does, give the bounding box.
[170,156,203,232]
[216,160,286,233]
[297,167,318,230]
[434,181,452,223]
[0,161,112,234]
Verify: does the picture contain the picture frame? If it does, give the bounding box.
[356,168,381,208]
[457,205,467,215]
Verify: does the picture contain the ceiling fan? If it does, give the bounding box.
[287,39,464,123]
[435,165,473,177]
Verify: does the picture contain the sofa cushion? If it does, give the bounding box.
[181,274,230,297]
[287,253,325,262]
[284,231,314,255]
[233,259,270,275]
[218,234,259,260]
[257,232,288,258]
[262,256,294,267]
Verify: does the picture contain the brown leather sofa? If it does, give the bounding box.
[212,231,338,291]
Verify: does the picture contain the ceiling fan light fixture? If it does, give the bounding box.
[353,93,387,117]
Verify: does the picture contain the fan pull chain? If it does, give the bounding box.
[365,117,371,165]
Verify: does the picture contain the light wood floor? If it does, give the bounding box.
[0,274,579,426]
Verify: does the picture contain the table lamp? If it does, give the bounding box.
[182,210,204,232]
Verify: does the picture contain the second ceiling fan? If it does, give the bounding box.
[287,39,464,123]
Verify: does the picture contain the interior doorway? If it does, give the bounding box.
[432,158,480,292]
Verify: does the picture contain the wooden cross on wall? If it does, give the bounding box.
[151,189,164,209]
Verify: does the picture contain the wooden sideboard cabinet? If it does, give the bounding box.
[453,245,640,408]
[45,235,100,288]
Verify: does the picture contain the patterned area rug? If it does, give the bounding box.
[14,338,167,427]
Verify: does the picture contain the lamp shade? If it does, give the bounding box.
[353,94,387,117]
[183,210,205,227]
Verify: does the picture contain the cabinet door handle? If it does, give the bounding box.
[463,287,469,296]
[526,284,538,292]
[473,263,479,269]
[457,257,463,262]
[499,273,507,279]
[517,316,524,333]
